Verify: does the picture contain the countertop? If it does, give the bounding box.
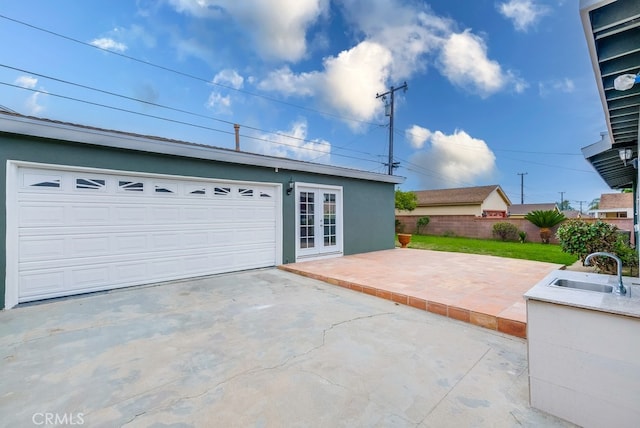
[524,269,640,319]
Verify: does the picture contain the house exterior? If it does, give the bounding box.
[402,185,511,218]
[590,193,633,219]
[508,203,559,218]
[0,112,403,309]
[561,210,591,219]
[580,1,640,252]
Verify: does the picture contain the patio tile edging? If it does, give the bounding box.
[277,265,527,339]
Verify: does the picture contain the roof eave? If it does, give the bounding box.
[0,113,405,185]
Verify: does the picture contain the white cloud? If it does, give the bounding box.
[167,0,328,62]
[539,78,575,97]
[206,91,232,114]
[14,76,38,89]
[89,37,128,52]
[438,30,526,97]
[338,1,450,80]
[14,75,45,115]
[497,0,549,32]
[206,70,245,113]
[406,125,432,149]
[258,66,319,96]
[408,128,496,189]
[25,93,44,115]
[259,41,392,131]
[246,119,331,161]
[320,41,392,125]
[212,69,244,89]
[255,1,524,129]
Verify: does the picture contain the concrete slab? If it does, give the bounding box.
[281,249,564,338]
[0,269,574,427]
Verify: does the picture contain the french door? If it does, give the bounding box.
[295,184,343,261]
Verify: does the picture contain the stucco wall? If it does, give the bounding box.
[482,190,509,212]
[0,133,396,308]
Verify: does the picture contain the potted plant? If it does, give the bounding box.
[395,189,417,248]
[524,210,566,244]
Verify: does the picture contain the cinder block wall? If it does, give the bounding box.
[396,215,635,246]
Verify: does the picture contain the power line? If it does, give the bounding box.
[1,63,389,162]
[0,13,383,128]
[0,64,382,158]
[0,82,384,166]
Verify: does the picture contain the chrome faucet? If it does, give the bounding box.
[584,252,627,296]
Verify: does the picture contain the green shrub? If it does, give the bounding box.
[556,220,622,273]
[518,231,527,243]
[416,216,430,234]
[395,218,404,233]
[614,238,638,276]
[395,189,417,211]
[525,210,566,243]
[492,222,519,241]
[442,230,456,237]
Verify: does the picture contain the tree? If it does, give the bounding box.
[395,189,417,211]
[588,198,600,210]
[525,210,566,244]
[395,189,417,234]
[557,200,574,211]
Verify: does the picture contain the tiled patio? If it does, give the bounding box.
[279,248,564,338]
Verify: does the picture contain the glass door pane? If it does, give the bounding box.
[323,192,336,246]
[299,191,315,249]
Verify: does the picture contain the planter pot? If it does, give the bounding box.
[397,233,412,248]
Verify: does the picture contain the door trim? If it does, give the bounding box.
[294,182,343,262]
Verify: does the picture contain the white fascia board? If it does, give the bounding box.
[579,0,618,143]
[0,114,405,185]
[581,132,612,158]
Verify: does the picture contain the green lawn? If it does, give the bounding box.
[399,234,578,266]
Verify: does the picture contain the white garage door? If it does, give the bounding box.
[8,163,281,304]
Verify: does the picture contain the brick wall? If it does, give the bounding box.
[396,215,635,245]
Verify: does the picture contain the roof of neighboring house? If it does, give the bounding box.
[599,193,633,210]
[508,203,558,216]
[0,111,405,185]
[562,210,591,219]
[413,185,510,206]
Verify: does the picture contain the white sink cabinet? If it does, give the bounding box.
[524,270,640,428]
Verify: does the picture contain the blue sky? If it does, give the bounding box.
[0,0,614,208]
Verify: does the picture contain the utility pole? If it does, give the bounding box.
[517,172,528,204]
[377,82,408,175]
[577,200,586,214]
[559,191,565,210]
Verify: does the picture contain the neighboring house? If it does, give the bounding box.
[561,210,592,219]
[590,193,633,219]
[0,112,403,309]
[508,203,559,218]
[402,185,511,218]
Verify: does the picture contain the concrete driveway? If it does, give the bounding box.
[0,269,573,427]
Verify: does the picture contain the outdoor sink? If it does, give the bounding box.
[550,278,613,293]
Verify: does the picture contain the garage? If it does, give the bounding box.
[0,112,402,309]
[7,163,281,304]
